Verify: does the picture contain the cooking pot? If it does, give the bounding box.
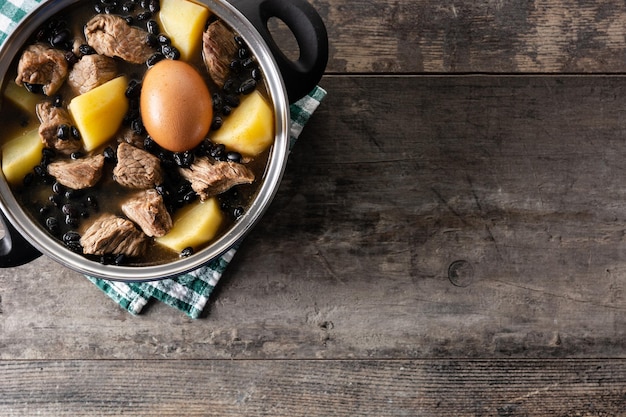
[0,0,328,280]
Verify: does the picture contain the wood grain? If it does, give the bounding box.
[1,359,625,416]
[304,0,626,73]
[1,76,626,360]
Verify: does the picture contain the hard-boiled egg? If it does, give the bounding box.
[140,59,212,152]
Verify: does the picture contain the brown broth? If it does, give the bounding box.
[0,0,273,266]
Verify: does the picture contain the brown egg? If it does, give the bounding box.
[140,59,213,152]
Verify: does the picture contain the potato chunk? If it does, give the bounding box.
[155,197,223,252]
[68,75,128,152]
[210,90,274,156]
[3,81,39,115]
[159,0,210,61]
[1,128,43,185]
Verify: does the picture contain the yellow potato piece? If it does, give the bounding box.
[1,128,43,186]
[159,0,210,61]
[210,90,274,156]
[68,75,128,152]
[156,197,224,252]
[3,81,39,115]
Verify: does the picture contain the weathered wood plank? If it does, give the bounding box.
[308,0,626,73]
[0,359,625,416]
[2,76,626,360]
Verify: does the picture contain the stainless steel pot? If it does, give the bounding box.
[0,0,328,280]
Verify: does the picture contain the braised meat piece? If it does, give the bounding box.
[36,102,82,155]
[84,14,154,64]
[179,156,254,200]
[15,43,68,96]
[68,54,118,94]
[80,214,147,257]
[113,143,163,189]
[47,154,105,190]
[121,189,172,237]
[202,20,238,88]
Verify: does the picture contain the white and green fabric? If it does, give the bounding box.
[0,0,326,318]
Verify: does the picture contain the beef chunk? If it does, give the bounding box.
[47,154,105,189]
[202,20,238,88]
[68,54,118,94]
[121,189,173,237]
[36,102,82,155]
[179,156,254,200]
[15,43,68,96]
[113,143,163,189]
[84,14,154,64]
[80,214,147,257]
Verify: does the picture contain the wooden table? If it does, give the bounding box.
[2,0,626,415]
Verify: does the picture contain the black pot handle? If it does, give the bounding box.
[0,212,41,267]
[230,0,328,103]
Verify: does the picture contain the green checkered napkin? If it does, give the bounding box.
[0,0,326,318]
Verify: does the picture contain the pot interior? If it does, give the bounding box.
[0,0,289,280]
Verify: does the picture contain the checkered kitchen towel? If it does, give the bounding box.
[0,0,326,318]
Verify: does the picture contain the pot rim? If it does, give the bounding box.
[0,0,290,281]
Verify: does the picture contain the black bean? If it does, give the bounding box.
[52,94,63,107]
[78,44,96,55]
[144,136,157,152]
[121,1,135,12]
[211,116,223,131]
[161,44,180,60]
[114,254,127,265]
[65,189,82,200]
[226,151,242,163]
[125,79,142,98]
[251,67,262,81]
[224,94,240,108]
[238,78,256,95]
[230,59,242,73]
[222,105,232,116]
[146,19,159,35]
[238,47,250,59]
[34,165,47,178]
[52,181,65,195]
[94,3,104,13]
[241,57,255,69]
[223,78,236,93]
[45,216,59,233]
[233,206,244,219]
[86,195,98,209]
[24,83,44,94]
[157,33,170,45]
[210,143,226,159]
[23,173,34,186]
[63,231,81,243]
[173,151,194,168]
[51,28,71,48]
[65,215,79,228]
[103,146,116,163]
[70,151,83,160]
[234,35,246,48]
[65,240,83,254]
[146,33,158,47]
[71,126,81,140]
[180,247,194,258]
[136,11,152,21]
[124,15,134,25]
[62,203,78,217]
[146,52,164,67]
[148,0,160,13]
[131,118,145,135]
[57,124,70,140]
[48,194,62,207]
